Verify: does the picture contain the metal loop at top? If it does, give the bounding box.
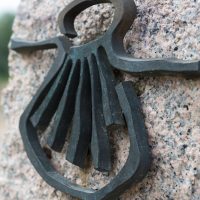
[58,0,137,39]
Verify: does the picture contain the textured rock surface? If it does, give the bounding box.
[1,0,200,199]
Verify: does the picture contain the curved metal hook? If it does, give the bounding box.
[58,0,137,43]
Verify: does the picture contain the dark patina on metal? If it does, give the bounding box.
[11,0,200,199]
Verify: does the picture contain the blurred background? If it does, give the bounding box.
[0,0,20,132]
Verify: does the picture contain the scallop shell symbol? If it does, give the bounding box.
[11,0,200,199]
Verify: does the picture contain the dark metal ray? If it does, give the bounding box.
[88,54,111,172]
[105,47,200,75]
[30,58,73,130]
[47,59,80,152]
[11,36,71,53]
[96,46,124,127]
[66,58,92,168]
[10,37,70,117]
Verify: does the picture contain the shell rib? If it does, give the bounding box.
[89,54,111,172]
[96,47,124,127]
[66,58,92,168]
[30,58,73,130]
[47,59,80,152]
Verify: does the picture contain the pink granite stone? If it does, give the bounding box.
[0,0,200,199]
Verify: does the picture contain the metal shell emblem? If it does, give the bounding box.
[11,0,200,199]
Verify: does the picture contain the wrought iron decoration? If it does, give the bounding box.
[11,0,200,199]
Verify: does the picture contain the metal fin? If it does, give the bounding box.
[47,59,80,152]
[88,54,111,172]
[96,46,124,127]
[30,58,73,130]
[66,58,92,168]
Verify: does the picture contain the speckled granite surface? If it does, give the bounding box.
[1,0,200,199]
